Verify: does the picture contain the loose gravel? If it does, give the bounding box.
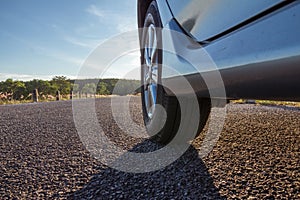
[0,97,299,199]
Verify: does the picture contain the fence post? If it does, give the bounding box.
[56,90,60,101]
[32,89,39,103]
[70,90,73,100]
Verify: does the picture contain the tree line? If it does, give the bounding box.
[0,76,141,101]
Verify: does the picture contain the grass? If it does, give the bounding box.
[2,98,299,107]
[0,94,130,105]
[0,97,67,105]
[231,99,300,107]
[0,100,34,105]
[255,100,300,107]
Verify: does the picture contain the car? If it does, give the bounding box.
[137,0,300,144]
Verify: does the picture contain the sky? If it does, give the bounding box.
[0,0,138,81]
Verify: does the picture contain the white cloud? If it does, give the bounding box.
[0,30,47,53]
[65,37,91,48]
[64,36,103,49]
[86,4,104,18]
[0,30,83,66]
[116,16,137,33]
[51,24,59,29]
[63,56,83,67]
[0,73,72,81]
[85,4,137,33]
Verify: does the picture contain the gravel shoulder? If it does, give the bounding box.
[0,98,299,199]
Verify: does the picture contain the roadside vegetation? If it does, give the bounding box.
[231,99,300,107]
[1,77,298,107]
[0,76,140,105]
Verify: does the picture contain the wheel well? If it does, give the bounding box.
[137,0,153,46]
[137,0,153,28]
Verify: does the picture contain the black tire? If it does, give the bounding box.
[141,1,211,145]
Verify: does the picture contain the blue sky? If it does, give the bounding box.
[0,0,138,81]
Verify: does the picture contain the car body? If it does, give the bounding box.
[137,0,300,144]
[138,0,300,101]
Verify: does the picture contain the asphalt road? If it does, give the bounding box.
[0,97,299,199]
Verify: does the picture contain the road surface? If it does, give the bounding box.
[0,97,299,199]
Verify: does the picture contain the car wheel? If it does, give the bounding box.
[141,1,211,144]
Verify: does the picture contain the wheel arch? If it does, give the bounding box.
[138,0,153,47]
[137,0,153,29]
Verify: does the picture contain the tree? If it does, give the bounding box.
[12,81,26,100]
[0,79,27,100]
[25,79,54,97]
[113,79,140,95]
[51,76,71,95]
[72,84,80,93]
[97,82,109,95]
[81,83,96,95]
[2,79,14,93]
[105,79,118,94]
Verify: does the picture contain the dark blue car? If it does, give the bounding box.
[138,0,300,144]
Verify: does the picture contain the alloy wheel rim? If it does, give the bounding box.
[143,24,158,120]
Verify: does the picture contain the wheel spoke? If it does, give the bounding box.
[142,23,158,120]
[148,84,154,117]
[151,47,158,63]
[152,65,158,73]
[148,84,153,103]
[148,25,154,50]
[149,84,157,105]
[151,65,158,83]
[145,74,151,85]
[151,30,157,61]
[144,89,150,112]
[144,48,151,67]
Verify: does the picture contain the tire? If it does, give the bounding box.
[141,1,211,145]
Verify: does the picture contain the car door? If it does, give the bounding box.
[167,0,283,42]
